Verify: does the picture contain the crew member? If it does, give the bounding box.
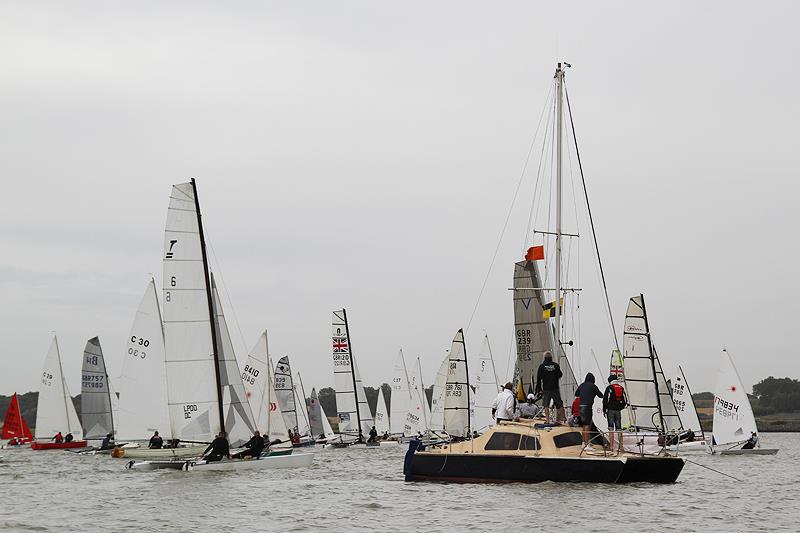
[234,431,265,459]
[101,432,115,450]
[52,431,64,444]
[491,382,517,424]
[602,374,627,454]
[203,431,231,462]
[368,426,378,443]
[518,393,541,418]
[575,373,603,446]
[536,351,565,423]
[149,431,164,449]
[64,432,74,443]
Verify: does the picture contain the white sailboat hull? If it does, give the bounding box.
[183,452,314,471]
[713,448,779,456]
[113,444,207,460]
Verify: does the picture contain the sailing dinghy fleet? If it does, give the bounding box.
[1,64,781,484]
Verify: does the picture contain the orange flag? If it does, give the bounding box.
[525,246,544,261]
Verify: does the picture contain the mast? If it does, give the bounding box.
[297,372,311,434]
[554,62,564,352]
[342,308,363,440]
[640,294,665,432]
[464,331,472,437]
[53,336,72,433]
[191,178,225,435]
[416,356,430,429]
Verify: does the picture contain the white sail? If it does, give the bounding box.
[622,295,682,433]
[671,366,703,435]
[712,350,758,446]
[241,331,289,442]
[428,351,450,432]
[405,360,429,435]
[389,350,412,435]
[320,403,336,440]
[274,356,298,433]
[374,387,390,435]
[162,182,220,442]
[211,276,257,447]
[473,334,499,432]
[513,259,578,400]
[80,337,114,440]
[443,329,470,438]
[332,309,373,439]
[117,278,171,441]
[294,374,312,436]
[35,336,82,440]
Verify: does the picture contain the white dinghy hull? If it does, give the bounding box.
[182,452,314,471]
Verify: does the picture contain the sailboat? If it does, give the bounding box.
[274,357,314,447]
[711,349,778,455]
[427,351,449,434]
[472,334,500,433]
[129,180,312,471]
[330,309,374,446]
[241,331,290,445]
[443,330,471,439]
[308,387,336,443]
[80,337,115,444]
[1,393,33,446]
[389,350,412,436]
[32,336,86,450]
[374,387,391,436]
[667,366,709,452]
[621,294,685,452]
[405,63,684,483]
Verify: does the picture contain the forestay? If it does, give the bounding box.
[622,295,682,433]
[35,336,82,440]
[162,182,219,442]
[211,277,256,447]
[374,388,390,435]
[473,334,499,432]
[389,350,412,435]
[80,337,114,440]
[117,279,171,441]
[713,350,758,446]
[443,329,470,438]
[671,366,703,434]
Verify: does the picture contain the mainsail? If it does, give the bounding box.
[35,336,82,440]
[241,331,289,442]
[513,259,578,401]
[117,278,171,441]
[2,393,32,442]
[473,334,499,432]
[443,329,470,438]
[274,356,299,433]
[389,350,412,435]
[332,309,373,439]
[622,294,682,433]
[80,337,114,440]
[428,351,449,432]
[406,358,430,435]
[308,388,324,437]
[374,387,390,435]
[671,366,703,436]
[712,349,758,446]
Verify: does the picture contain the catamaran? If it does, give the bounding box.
[1,393,33,446]
[405,63,684,483]
[711,348,778,455]
[32,336,87,450]
[330,309,375,447]
[128,180,312,471]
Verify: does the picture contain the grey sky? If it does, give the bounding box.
[2,2,798,398]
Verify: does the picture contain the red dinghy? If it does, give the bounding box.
[2,393,33,444]
[31,440,88,450]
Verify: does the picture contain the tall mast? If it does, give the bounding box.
[416,356,429,429]
[464,331,472,437]
[342,308,363,440]
[640,294,665,432]
[554,63,564,353]
[191,178,225,435]
[297,371,311,434]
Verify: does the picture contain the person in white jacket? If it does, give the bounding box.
[491,382,518,424]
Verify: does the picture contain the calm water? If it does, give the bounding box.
[2,434,798,532]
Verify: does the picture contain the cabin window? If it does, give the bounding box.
[553,432,584,448]
[519,435,540,450]
[484,432,521,450]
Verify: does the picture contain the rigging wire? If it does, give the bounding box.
[465,82,554,332]
[564,82,620,352]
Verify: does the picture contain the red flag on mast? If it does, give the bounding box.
[525,246,545,261]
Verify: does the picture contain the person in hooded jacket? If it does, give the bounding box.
[574,373,603,445]
[535,351,565,423]
[603,375,627,453]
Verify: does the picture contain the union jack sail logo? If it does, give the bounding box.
[333,336,349,353]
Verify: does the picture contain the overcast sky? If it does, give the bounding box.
[2,2,798,399]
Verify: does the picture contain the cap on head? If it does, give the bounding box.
[527,393,535,401]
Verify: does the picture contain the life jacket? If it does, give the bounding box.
[608,383,626,410]
[571,397,580,418]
